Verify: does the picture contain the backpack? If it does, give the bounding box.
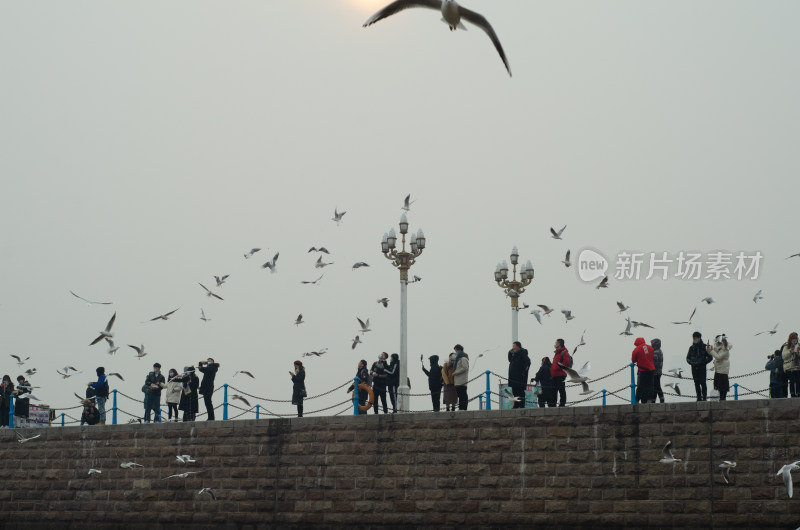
[561,350,573,369]
[96,383,109,398]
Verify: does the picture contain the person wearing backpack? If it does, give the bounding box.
[550,339,571,407]
[88,367,109,425]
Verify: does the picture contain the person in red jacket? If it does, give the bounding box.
[632,337,655,404]
[550,339,571,407]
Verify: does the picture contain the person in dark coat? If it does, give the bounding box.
[533,357,555,407]
[422,355,444,412]
[385,353,400,413]
[80,399,100,426]
[767,349,785,399]
[198,357,219,421]
[0,375,14,427]
[651,339,665,403]
[508,341,531,408]
[143,363,165,423]
[347,360,371,415]
[13,376,30,419]
[178,366,199,422]
[291,360,306,417]
[370,353,389,414]
[686,331,713,401]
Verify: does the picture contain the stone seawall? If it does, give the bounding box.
[1,399,799,529]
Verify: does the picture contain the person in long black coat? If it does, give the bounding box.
[0,375,14,427]
[422,355,444,412]
[13,376,31,419]
[198,358,219,421]
[178,367,199,422]
[508,342,531,408]
[291,361,306,417]
[533,357,555,408]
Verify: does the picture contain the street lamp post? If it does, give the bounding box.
[381,213,425,412]
[494,247,534,342]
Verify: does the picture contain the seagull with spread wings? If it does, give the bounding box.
[10,354,29,366]
[314,255,333,268]
[672,307,697,325]
[357,317,371,335]
[146,308,179,322]
[401,193,415,212]
[301,274,324,285]
[332,208,346,225]
[89,312,117,346]
[198,283,224,301]
[243,248,261,259]
[550,225,566,240]
[561,250,571,268]
[70,290,113,305]
[261,252,280,273]
[214,275,229,287]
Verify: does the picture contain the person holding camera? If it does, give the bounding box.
[198,357,219,421]
[88,367,109,425]
[291,361,306,417]
[178,366,199,421]
[370,353,389,414]
[710,334,732,401]
[143,363,165,422]
[766,349,785,398]
[686,332,713,401]
[781,332,800,397]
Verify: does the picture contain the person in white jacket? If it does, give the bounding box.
[710,335,732,401]
[452,345,470,411]
[164,368,183,422]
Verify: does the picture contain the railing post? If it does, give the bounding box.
[484,370,491,411]
[8,395,14,428]
[602,389,607,406]
[255,404,260,419]
[733,383,739,401]
[223,384,229,420]
[479,395,484,410]
[629,363,636,404]
[353,377,360,416]
[112,389,118,425]
[61,413,65,427]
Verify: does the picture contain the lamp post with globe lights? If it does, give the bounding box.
[381,213,425,412]
[494,246,534,342]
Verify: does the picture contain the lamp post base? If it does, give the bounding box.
[398,384,410,412]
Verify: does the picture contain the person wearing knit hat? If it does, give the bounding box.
[686,331,713,401]
[290,361,306,417]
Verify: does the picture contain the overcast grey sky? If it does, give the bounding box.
[2,1,799,417]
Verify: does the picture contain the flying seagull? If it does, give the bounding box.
[559,361,591,383]
[537,305,554,317]
[550,225,567,240]
[314,255,334,268]
[231,395,251,407]
[105,338,119,355]
[214,275,229,287]
[572,330,586,355]
[753,290,763,303]
[233,370,255,379]
[107,372,124,381]
[672,307,697,325]
[561,309,574,322]
[667,368,683,379]
[10,354,30,366]
[755,323,779,336]
[377,297,390,308]
[301,274,324,285]
[631,320,656,329]
[777,461,800,498]
[294,314,305,326]
[70,290,113,305]
[24,368,37,377]
[198,488,217,500]
[595,276,609,289]
[128,344,147,359]
[561,250,571,268]
[616,301,630,313]
[261,252,280,273]
[198,283,224,301]
[665,382,681,396]
[352,335,362,350]
[243,248,261,259]
[363,0,512,76]
[176,455,196,464]
[719,461,736,484]
[164,472,203,480]
[120,462,144,469]
[411,275,422,283]
[701,297,716,304]
[660,441,682,464]
[16,432,40,444]
[308,247,330,254]
[619,318,633,336]
[89,312,117,346]
[357,317,371,334]
[303,349,328,357]
[530,309,542,324]
[88,469,102,475]
[352,262,370,270]
[146,308,179,322]
[56,369,73,379]
[401,193,415,211]
[200,309,211,322]
[785,253,800,260]
[332,208,346,225]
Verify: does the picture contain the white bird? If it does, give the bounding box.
[120,462,144,469]
[146,308,180,322]
[363,0,512,76]
[314,255,334,268]
[16,432,40,444]
[596,276,609,289]
[561,250,571,267]
[777,461,800,498]
[200,309,211,322]
[506,289,519,298]
[377,298,390,308]
[70,290,113,305]
[352,262,370,270]
[616,301,630,313]
[631,320,655,329]
[559,361,590,383]
[243,248,261,259]
[261,252,280,273]
[561,309,574,322]
[537,305,554,317]
[719,461,736,484]
[107,372,124,381]
[530,309,542,324]
[701,297,716,304]
[198,283,224,301]
[755,323,779,336]
[578,381,593,395]
[672,307,697,325]
[128,344,147,359]
[214,275,229,287]
[105,338,119,355]
[352,335,362,350]
[401,193,415,211]
[63,366,80,373]
[56,370,73,379]
[198,487,217,500]
[88,469,102,475]
[308,247,330,254]
[164,471,203,480]
[301,274,324,285]
[24,368,37,377]
[503,388,522,402]
[233,371,255,379]
[660,441,682,464]
[294,314,305,326]
[10,354,29,366]
[357,317,371,334]
[231,395,251,407]
[753,290,763,303]
[572,331,586,354]
[618,317,634,337]
[667,368,684,379]
[550,225,567,240]
[665,382,681,396]
[332,208,346,225]
[89,312,116,346]
[303,349,327,358]
[176,455,196,464]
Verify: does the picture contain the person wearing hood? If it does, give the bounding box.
[198,357,219,421]
[291,361,306,417]
[422,355,444,412]
[550,339,570,407]
[508,341,531,408]
[686,331,713,401]
[710,334,732,401]
[88,366,109,425]
[178,366,199,422]
[533,357,555,408]
[452,344,470,410]
[632,337,656,403]
[651,339,665,403]
[13,376,31,420]
[346,360,371,415]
